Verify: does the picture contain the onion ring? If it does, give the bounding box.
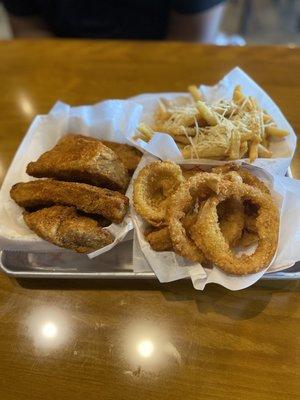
[237,230,258,248]
[237,169,270,194]
[218,198,245,246]
[133,161,183,227]
[146,205,244,252]
[145,227,173,251]
[213,165,270,242]
[212,164,270,194]
[191,182,279,275]
[167,172,230,262]
[145,213,197,252]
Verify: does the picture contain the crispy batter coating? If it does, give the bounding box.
[146,201,245,253]
[101,140,142,174]
[212,164,270,194]
[145,227,173,252]
[145,213,198,252]
[166,172,225,263]
[10,180,129,223]
[23,206,114,253]
[26,135,129,191]
[237,230,258,247]
[244,215,257,233]
[191,183,279,275]
[133,161,183,227]
[182,166,204,180]
[137,161,279,275]
[218,198,245,246]
[238,169,270,195]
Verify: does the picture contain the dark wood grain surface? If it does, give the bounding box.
[0,40,300,400]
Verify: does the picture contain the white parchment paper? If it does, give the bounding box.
[126,67,297,176]
[0,100,142,256]
[130,154,300,290]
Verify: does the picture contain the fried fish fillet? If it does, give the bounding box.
[23,206,114,253]
[10,180,129,223]
[102,140,142,174]
[26,134,129,191]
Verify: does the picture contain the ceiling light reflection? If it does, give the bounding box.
[123,321,181,373]
[26,306,71,352]
[137,339,154,358]
[41,321,58,339]
[18,92,35,118]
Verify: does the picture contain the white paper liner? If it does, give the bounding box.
[130,154,300,290]
[0,99,142,256]
[126,67,297,176]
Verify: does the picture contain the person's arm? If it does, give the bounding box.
[167,1,226,43]
[9,15,53,38]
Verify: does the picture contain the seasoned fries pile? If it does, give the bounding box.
[135,85,289,161]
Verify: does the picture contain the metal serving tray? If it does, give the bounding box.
[0,241,152,279]
[1,241,300,280]
[0,169,296,280]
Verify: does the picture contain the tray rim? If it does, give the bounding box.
[1,250,299,280]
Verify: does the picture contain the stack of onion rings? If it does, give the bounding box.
[133,161,279,275]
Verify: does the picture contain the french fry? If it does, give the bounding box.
[133,132,148,141]
[155,123,197,137]
[196,101,217,125]
[240,131,256,142]
[249,138,260,162]
[176,142,186,151]
[262,136,268,148]
[158,98,167,113]
[137,123,154,141]
[248,96,258,110]
[263,113,273,124]
[155,99,170,121]
[258,144,273,158]
[181,143,227,160]
[181,145,194,159]
[214,105,237,117]
[160,97,171,108]
[196,116,209,127]
[239,140,248,158]
[135,83,289,162]
[228,130,241,160]
[188,85,202,102]
[174,113,197,127]
[174,135,192,145]
[233,85,245,104]
[265,125,289,138]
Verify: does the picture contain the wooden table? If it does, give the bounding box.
[0,40,300,400]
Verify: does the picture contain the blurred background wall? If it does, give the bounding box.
[221,0,300,45]
[0,2,11,39]
[0,0,300,44]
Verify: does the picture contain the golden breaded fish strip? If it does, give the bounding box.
[26,134,129,191]
[101,140,142,174]
[10,180,129,223]
[24,206,114,253]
